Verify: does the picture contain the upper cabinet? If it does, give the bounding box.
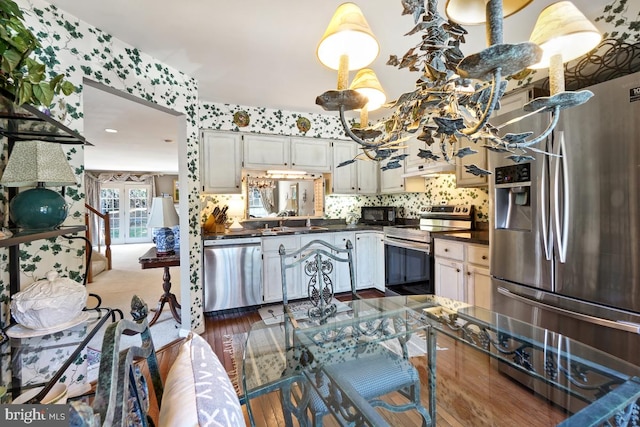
[290,137,332,172]
[455,136,488,188]
[330,140,378,194]
[491,87,547,122]
[243,134,331,172]
[243,134,290,169]
[201,130,242,194]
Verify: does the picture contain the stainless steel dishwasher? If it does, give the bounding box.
[203,237,262,312]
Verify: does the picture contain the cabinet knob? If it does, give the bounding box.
[456,268,460,273]
[482,255,487,260]
[292,163,295,166]
[444,248,449,252]
[467,272,471,276]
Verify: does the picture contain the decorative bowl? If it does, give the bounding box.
[10,271,87,330]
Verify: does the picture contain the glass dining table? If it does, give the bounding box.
[242,295,640,426]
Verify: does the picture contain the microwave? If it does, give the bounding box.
[360,206,397,225]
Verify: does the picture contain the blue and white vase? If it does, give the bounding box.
[172,225,180,250]
[153,227,176,254]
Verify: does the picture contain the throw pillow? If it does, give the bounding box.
[159,333,245,426]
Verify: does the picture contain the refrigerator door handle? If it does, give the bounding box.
[497,286,640,334]
[540,135,552,261]
[552,131,569,263]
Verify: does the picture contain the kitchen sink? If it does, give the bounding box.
[261,225,328,234]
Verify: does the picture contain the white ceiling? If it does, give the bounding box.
[47,0,609,173]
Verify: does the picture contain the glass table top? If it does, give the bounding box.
[242,295,640,426]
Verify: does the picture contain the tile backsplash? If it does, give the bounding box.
[325,174,489,223]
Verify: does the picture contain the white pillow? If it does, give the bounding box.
[159,333,245,426]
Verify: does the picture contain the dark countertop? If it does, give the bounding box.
[433,230,489,245]
[202,223,383,240]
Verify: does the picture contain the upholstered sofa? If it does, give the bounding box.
[69,297,245,426]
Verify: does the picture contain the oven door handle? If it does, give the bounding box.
[384,237,430,254]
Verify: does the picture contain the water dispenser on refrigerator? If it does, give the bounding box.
[494,163,532,231]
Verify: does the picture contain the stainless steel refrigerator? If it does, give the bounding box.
[489,71,640,367]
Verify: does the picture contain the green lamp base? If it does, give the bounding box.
[9,187,69,230]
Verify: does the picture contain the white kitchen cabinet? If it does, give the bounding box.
[491,87,547,121]
[332,231,356,293]
[455,136,488,188]
[434,257,465,301]
[379,162,405,193]
[243,134,332,172]
[434,238,491,307]
[331,141,358,194]
[465,243,491,310]
[331,140,380,194]
[201,130,242,194]
[355,231,385,292]
[290,138,332,172]
[298,233,344,293]
[243,134,291,170]
[262,236,301,303]
[356,159,378,194]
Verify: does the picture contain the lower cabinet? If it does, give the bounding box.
[262,236,301,303]
[355,232,385,292]
[261,231,384,303]
[434,239,491,309]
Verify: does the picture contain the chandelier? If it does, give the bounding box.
[315,1,602,175]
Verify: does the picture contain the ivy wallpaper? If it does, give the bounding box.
[0,0,204,394]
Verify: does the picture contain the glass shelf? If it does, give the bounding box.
[0,226,86,248]
[0,89,89,145]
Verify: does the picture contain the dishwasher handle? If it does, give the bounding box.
[204,237,262,247]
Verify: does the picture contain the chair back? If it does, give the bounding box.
[279,239,356,323]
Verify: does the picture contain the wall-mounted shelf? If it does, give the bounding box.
[0,226,87,248]
[0,89,89,145]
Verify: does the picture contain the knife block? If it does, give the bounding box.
[204,222,226,233]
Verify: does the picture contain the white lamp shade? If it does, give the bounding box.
[529,1,601,69]
[445,0,533,25]
[350,68,386,111]
[317,2,379,71]
[147,196,179,228]
[0,140,76,187]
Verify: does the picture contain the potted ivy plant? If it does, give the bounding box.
[0,0,75,107]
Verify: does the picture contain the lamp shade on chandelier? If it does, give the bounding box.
[316,2,379,91]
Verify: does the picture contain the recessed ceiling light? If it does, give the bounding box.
[104,128,118,133]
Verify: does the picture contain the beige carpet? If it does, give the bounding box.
[86,243,183,377]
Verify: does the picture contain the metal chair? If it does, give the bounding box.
[279,239,430,427]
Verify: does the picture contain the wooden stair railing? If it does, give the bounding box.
[85,204,112,283]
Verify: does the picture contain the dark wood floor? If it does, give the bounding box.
[143,290,569,426]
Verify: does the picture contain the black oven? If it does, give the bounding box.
[383,205,475,296]
[384,236,433,295]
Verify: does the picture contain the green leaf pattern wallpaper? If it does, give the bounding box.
[1,0,203,351]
